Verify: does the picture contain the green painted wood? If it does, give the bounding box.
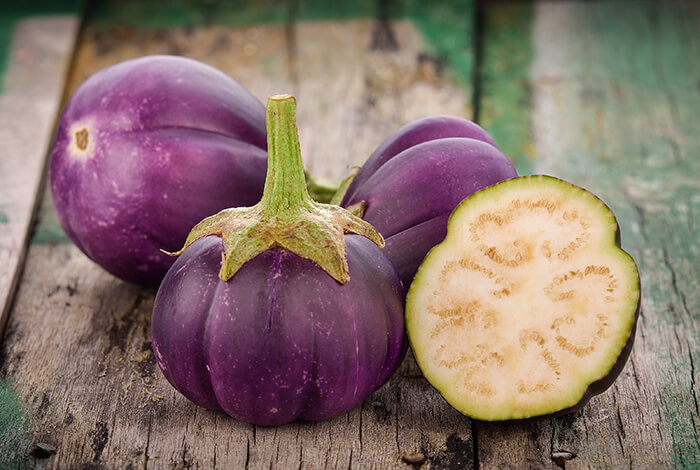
[478,2,535,175]
[298,0,476,108]
[86,0,289,28]
[477,1,699,468]
[0,380,32,469]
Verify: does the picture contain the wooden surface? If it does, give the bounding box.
[0,0,697,468]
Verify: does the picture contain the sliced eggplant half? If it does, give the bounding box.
[406,175,640,421]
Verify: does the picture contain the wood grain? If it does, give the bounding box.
[0,16,80,339]
[476,1,699,468]
[294,19,469,181]
[1,6,477,469]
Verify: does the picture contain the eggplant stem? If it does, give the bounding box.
[169,94,385,284]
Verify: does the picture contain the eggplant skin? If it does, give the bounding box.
[343,123,517,286]
[343,115,500,198]
[151,235,406,426]
[50,55,268,286]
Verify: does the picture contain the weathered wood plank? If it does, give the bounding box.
[1,2,479,468]
[294,19,470,181]
[476,1,699,468]
[477,1,535,175]
[0,15,80,341]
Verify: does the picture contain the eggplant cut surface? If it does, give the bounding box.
[406,175,640,421]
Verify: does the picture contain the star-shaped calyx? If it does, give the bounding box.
[166,94,384,284]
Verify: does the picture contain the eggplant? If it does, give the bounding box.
[50,55,268,286]
[406,175,641,421]
[151,95,406,425]
[340,116,517,287]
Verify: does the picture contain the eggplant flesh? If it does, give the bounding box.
[406,175,640,421]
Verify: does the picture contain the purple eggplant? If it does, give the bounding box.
[152,95,406,425]
[343,115,500,197]
[340,117,517,286]
[50,55,268,286]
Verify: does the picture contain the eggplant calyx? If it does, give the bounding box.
[344,200,367,218]
[166,94,384,284]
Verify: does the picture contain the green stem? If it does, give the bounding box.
[261,95,311,213]
[169,94,384,284]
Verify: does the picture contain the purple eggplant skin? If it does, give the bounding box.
[50,55,268,286]
[381,214,450,287]
[342,135,517,286]
[343,115,500,198]
[151,234,406,426]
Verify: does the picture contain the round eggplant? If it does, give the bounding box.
[152,95,406,425]
[406,175,641,421]
[341,117,517,286]
[152,234,404,425]
[50,55,268,286]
